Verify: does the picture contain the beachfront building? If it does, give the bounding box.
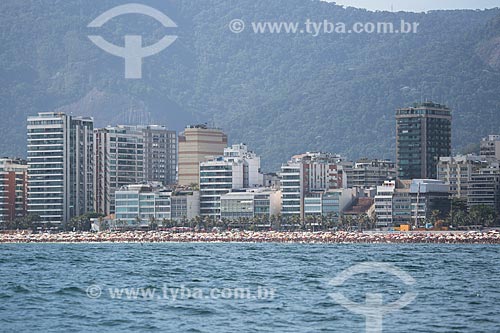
[480,135,500,161]
[280,152,348,219]
[345,159,396,189]
[114,184,170,227]
[220,189,281,220]
[115,184,200,227]
[375,179,450,227]
[392,185,412,227]
[178,124,227,186]
[396,102,452,180]
[93,125,144,216]
[199,144,264,218]
[0,158,28,227]
[304,189,356,219]
[280,161,302,217]
[170,190,200,221]
[437,155,486,199]
[142,125,177,186]
[199,157,244,218]
[27,112,93,225]
[409,179,450,226]
[374,181,397,227]
[467,164,500,212]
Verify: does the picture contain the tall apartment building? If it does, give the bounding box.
[94,125,144,215]
[178,124,227,186]
[280,161,303,217]
[374,181,397,227]
[437,155,486,198]
[345,159,396,189]
[480,135,500,161]
[396,102,452,180]
[0,158,28,227]
[27,112,93,225]
[142,125,177,185]
[280,152,347,218]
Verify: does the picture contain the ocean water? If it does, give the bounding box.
[0,243,499,332]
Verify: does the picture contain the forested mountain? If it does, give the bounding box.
[1,0,499,170]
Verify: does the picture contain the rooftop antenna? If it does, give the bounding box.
[391,4,394,12]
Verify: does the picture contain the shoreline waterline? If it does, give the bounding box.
[1,230,499,244]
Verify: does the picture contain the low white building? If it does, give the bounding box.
[114,184,170,227]
[114,184,200,227]
[220,188,281,220]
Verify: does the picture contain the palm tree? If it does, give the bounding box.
[358,213,370,231]
[469,205,497,227]
[148,216,158,230]
[134,216,142,230]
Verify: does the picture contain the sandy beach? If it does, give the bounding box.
[1,230,499,244]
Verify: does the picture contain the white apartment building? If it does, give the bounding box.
[280,152,347,218]
[223,144,263,187]
[437,155,485,198]
[374,181,396,227]
[199,157,244,218]
[199,144,264,218]
[27,112,93,225]
[280,162,303,217]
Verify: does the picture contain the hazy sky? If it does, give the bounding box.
[332,0,500,12]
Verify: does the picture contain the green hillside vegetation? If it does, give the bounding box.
[1,0,499,170]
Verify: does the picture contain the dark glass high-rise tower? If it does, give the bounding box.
[396,102,452,180]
